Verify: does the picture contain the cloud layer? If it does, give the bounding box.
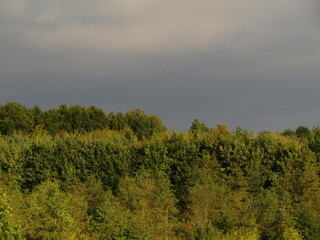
[1,0,320,131]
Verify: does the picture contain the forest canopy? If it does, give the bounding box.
[0,102,319,240]
[0,102,166,138]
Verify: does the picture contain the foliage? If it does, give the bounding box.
[0,103,319,239]
[118,170,178,240]
[23,180,81,239]
[295,126,311,139]
[0,102,33,135]
[0,191,22,240]
[189,119,210,134]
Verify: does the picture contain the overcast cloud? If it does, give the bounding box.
[1,0,320,131]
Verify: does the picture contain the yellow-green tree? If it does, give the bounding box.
[118,170,178,240]
[23,180,80,239]
[0,191,22,240]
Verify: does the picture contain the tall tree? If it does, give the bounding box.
[0,102,33,135]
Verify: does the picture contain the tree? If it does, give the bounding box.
[106,111,127,131]
[188,167,256,239]
[23,180,80,239]
[87,106,107,131]
[118,170,178,240]
[189,119,210,134]
[282,129,296,137]
[0,102,33,135]
[92,190,129,239]
[43,108,61,135]
[0,191,22,240]
[125,109,167,139]
[30,105,45,128]
[295,126,311,139]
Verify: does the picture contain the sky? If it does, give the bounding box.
[1,0,320,131]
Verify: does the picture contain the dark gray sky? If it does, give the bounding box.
[1,0,320,131]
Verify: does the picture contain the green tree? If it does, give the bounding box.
[118,170,178,240]
[92,190,129,239]
[87,106,107,131]
[125,109,167,139]
[67,104,91,133]
[0,102,33,135]
[106,111,127,131]
[23,180,80,239]
[295,126,311,139]
[189,119,210,134]
[0,191,22,240]
[43,108,61,135]
[282,129,296,138]
[188,167,256,239]
[30,105,45,128]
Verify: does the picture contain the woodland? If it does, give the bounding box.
[0,102,319,240]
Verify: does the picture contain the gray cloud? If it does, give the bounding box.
[1,0,320,131]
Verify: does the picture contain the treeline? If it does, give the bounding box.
[0,102,166,138]
[0,103,320,239]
